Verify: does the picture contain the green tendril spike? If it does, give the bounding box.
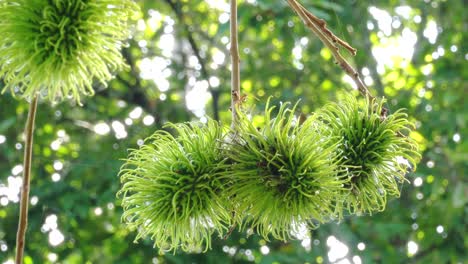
[0,0,139,104]
[224,100,346,241]
[318,95,421,215]
[118,120,232,253]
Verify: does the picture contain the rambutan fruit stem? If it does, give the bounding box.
[285,0,372,98]
[230,0,241,129]
[285,0,389,117]
[15,95,38,264]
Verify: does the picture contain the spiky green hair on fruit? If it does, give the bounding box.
[118,120,232,253]
[0,0,138,104]
[225,100,346,241]
[318,95,420,215]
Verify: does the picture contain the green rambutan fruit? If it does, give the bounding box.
[318,95,420,215]
[118,120,232,252]
[0,0,138,104]
[224,101,346,241]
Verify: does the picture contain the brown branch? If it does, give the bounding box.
[300,6,357,56]
[221,0,241,240]
[16,95,39,264]
[230,0,241,128]
[222,219,237,240]
[285,0,383,111]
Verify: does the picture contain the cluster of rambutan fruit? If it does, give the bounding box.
[118,95,420,253]
[0,0,420,256]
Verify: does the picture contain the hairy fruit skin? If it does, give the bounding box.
[118,120,231,253]
[0,0,138,103]
[225,101,346,241]
[318,95,420,215]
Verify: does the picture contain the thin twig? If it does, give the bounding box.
[223,0,241,238]
[230,0,241,129]
[285,0,382,110]
[16,95,39,264]
[222,219,237,240]
[300,7,357,56]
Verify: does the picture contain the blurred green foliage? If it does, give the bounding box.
[0,0,466,263]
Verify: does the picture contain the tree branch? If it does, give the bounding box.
[285,0,388,117]
[16,95,38,264]
[230,0,241,128]
[301,9,357,56]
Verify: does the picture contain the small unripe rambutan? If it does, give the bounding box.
[318,95,420,215]
[0,0,138,103]
[118,120,232,252]
[224,101,346,241]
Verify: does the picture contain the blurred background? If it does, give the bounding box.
[0,0,466,263]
